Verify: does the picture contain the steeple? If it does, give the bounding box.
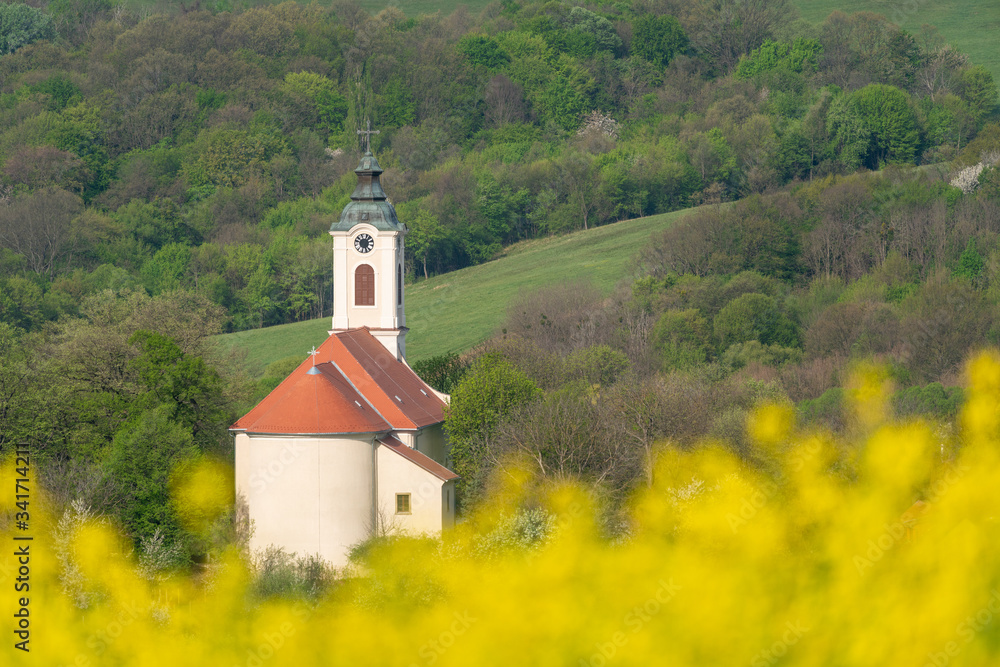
[329,140,408,360]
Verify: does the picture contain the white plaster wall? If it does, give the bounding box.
[331,234,349,330]
[235,433,376,569]
[376,446,452,536]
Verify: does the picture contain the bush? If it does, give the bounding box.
[250,547,333,601]
[719,340,804,371]
[798,387,845,430]
[714,293,799,349]
[0,3,54,55]
[564,345,630,386]
[651,309,712,369]
[411,351,468,394]
[894,383,964,419]
[445,354,542,505]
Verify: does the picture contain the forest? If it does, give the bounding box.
[1,0,1000,575]
[1,0,997,332]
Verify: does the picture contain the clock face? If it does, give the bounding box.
[354,233,375,253]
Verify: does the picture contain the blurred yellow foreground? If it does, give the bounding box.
[4,354,1000,667]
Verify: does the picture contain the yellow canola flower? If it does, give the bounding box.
[170,458,235,536]
[9,355,1000,665]
[747,402,795,449]
[847,361,894,429]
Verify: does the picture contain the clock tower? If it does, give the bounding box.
[329,147,408,360]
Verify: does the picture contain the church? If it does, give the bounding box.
[231,144,457,569]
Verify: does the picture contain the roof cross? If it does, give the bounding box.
[357,119,379,153]
[307,345,320,367]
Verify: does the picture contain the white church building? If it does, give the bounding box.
[231,146,457,569]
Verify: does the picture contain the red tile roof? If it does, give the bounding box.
[379,434,458,482]
[230,328,447,435]
[230,362,391,435]
[330,330,447,429]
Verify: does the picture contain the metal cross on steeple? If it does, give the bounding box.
[357,120,379,153]
[307,345,320,367]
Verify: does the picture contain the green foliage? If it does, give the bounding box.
[128,330,227,444]
[564,345,630,386]
[798,387,844,429]
[30,74,82,111]
[250,547,333,600]
[893,383,964,419]
[400,203,446,278]
[954,238,984,283]
[0,322,38,446]
[261,196,337,233]
[115,198,196,250]
[828,85,919,169]
[0,276,43,331]
[457,34,511,69]
[376,78,416,129]
[0,3,54,55]
[196,88,227,111]
[445,354,542,503]
[566,7,621,55]
[185,127,288,189]
[718,340,803,371]
[631,15,687,68]
[652,309,712,370]
[734,38,822,80]
[284,72,348,135]
[1,0,994,348]
[956,65,999,125]
[43,102,111,198]
[714,293,799,350]
[104,404,198,543]
[411,351,468,394]
[140,243,191,295]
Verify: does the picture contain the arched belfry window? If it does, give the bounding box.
[397,265,403,306]
[355,265,375,306]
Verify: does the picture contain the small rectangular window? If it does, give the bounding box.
[396,493,411,514]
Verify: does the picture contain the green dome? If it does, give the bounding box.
[330,151,405,233]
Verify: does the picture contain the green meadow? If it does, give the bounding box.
[792,0,998,82]
[212,208,687,375]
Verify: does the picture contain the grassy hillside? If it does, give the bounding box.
[792,0,999,82]
[212,209,688,375]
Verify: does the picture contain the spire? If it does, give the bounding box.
[329,134,405,233]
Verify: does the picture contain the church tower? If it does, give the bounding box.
[329,145,408,360]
